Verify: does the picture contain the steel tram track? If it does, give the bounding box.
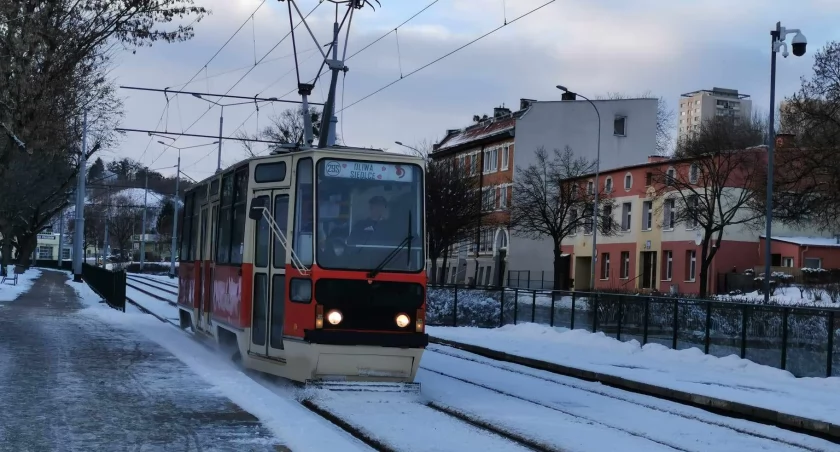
[423,346,833,452]
[127,274,178,292]
[123,278,551,452]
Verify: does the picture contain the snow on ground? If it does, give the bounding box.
[429,323,840,426]
[419,349,837,452]
[719,285,840,307]
[126,287,179,321]
[65,277,370,452]
[0,266,41,303]
[133,273,179,287]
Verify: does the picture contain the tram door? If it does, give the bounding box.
[196,206,209,332]
[250,190,289,358]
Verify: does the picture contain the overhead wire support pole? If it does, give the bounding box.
[73,110,88,282]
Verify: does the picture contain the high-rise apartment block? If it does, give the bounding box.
[677,87,752,140]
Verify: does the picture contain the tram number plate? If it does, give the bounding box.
[323,160,413,183]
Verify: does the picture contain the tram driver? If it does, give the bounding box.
[348,195,390,244]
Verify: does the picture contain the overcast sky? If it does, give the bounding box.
[107,0,840,182]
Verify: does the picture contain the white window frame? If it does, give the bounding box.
[689,163,699,184]
[501,145,510,170]
[602,204,612,233]
[663,198,675,230]
[642,201,653,231]
[621,202,632,231]
[782,257,794,267]
[605,177,613,193]
[601,253,610,280]
[583,206,594,235]
[587,180,594,195]
[499,185,508,209]
[686,195,700,229]
[37,246,52,260]
[687,250,697,281]
[621,251,630,279]
[624,173,632,191]
[804,257,822,269]
[569,209,578,235]
[663,250,673,281]
[666,167,676,186]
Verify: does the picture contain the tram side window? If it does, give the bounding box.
[192,187,206,260]
[273,195,289,269]
[230,167,249,264]
[180,191,194,262]
[216,172,234,264]
[293,158,313,266]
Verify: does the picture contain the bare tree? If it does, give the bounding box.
[772,41,840,233]
[425,157,483,285]
[237,107,323,157]
[510,146,618,290]
[652,116,766,297]
[600,91,675,155]
[107,195,143,257]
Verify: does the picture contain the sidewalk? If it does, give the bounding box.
[429,324,840,439]
[0,270,285,451]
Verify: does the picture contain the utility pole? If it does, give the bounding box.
[141,171,148,270]
[103,185,110,265]
[57,210,64,269]
[72,111,88,282]
[170,151,181,278]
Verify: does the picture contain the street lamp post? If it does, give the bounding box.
[763,22,807,303]
[394,141,424,159]
[557,85,601,292]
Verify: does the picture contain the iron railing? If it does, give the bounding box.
[81,263,126,312]
[427,285,840,378]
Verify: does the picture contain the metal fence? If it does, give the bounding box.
[81,263,126,312]
[427,285,840,378]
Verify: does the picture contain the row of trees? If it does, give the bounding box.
[425,40,840,297]
[0,1,206,270]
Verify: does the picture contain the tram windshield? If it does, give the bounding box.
[315,158,424,273]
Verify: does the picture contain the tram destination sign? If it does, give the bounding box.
[322,160,413,183]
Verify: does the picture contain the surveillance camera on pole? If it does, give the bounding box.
[763,21,807,303]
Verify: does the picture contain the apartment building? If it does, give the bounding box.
[429,95,659,288]
[429,105,519,286]
[678,88,752,141]
[560,143,832,294]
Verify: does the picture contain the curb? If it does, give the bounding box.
[429,336,840,442]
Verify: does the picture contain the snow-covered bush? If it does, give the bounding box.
[426,287,514,327]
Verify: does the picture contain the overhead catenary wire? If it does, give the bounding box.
[338,0,559,113]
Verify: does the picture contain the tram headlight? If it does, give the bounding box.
[327,309,343,325]
[395,313,410,328]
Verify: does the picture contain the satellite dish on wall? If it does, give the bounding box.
[694,232,702,246]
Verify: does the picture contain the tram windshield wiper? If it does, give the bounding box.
[367,211,413,279]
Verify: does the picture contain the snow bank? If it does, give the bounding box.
[0,266,42,303]
[429,323,840,425]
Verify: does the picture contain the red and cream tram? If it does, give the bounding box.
[176,146,427,385]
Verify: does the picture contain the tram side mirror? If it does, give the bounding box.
[249,197,268,220]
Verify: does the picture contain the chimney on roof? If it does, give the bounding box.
[520,98,537,110]
[493,106,512,118]
[561,92,577,101]
[775,133,796,148]
[647,155,669,163]
[446,129,460,135]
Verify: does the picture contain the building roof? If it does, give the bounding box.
[761,236,840,247]
[432,110,524,157]
[680,87,750,99]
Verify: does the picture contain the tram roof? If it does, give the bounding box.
[188,145,424,188]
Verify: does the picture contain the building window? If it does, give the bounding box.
[642,201,653,230]
[602,204,612,233]
[782,257,794,267]
[614,116,627,136]
[804,257,822,269]
[458,155,466,171]
[645,172,652,186]
[501,145,510,170]
[605,177,613,193]
[689,163,699,184]
[569,209,578,235]
[621,203,632,231]
[624,173,632,190]
[470,153,478,175]
[499,185,508,209]
[587,180,594,195]
[37,246,52,260]
[663,251,673,280]
[686,195,699,229]
[601,253,610,279]
[61,248,71,260]
[483,148,499,173]
[686,250,696,281]
[583,206,593,235]
[666,167,676,186]
[620,251,630,279]
[663,198,676,230]
[482,187,496,211]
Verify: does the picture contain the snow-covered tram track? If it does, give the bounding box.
[123,283,542,452]
[422,345,839,452]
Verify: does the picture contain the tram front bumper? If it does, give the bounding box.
[304,330,429,348]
